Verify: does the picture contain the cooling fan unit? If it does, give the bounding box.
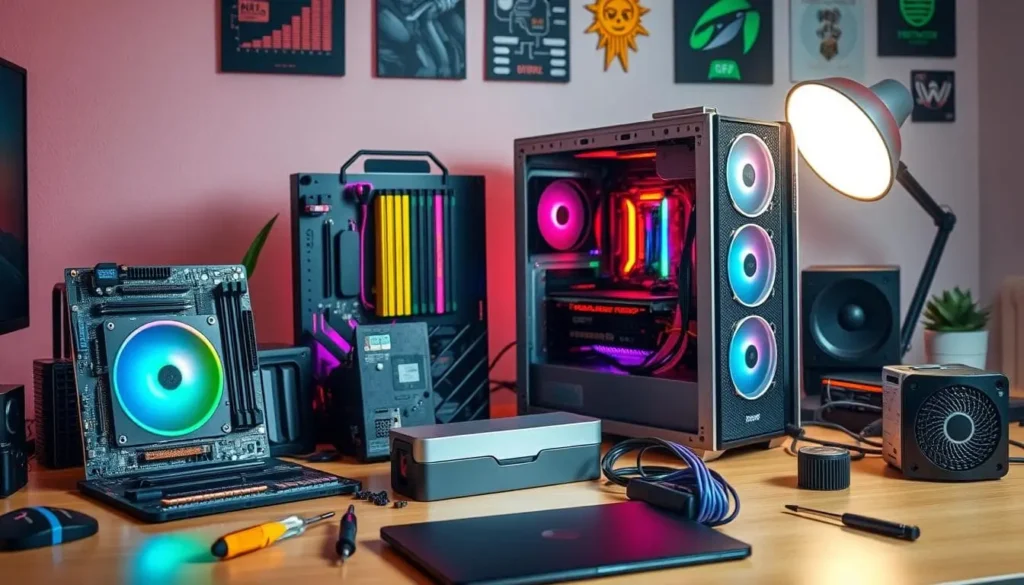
[883,365,1009,482]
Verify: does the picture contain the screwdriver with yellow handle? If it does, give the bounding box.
[211,511,335,560]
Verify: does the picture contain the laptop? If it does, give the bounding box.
[380,501,751,584]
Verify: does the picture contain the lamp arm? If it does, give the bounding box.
[896,162,957,358]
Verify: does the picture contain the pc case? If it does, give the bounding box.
[514,108,800,456]
[291,151,490,440]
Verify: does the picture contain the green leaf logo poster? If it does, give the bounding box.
[790,0,864,82]
[675,0,773,84]
[878,0,955,57]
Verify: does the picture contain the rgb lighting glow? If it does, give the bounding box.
[729,315,777,400]
[659,198,670,278]
[537,180,588,251]
[112,321,224,437]
[728,224,776,307]
[727,133,775,217]
[622,199,637,275]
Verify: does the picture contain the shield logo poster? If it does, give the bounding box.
[790,0,864,82]
[911,71,954,122]
[674,0,773,84]
[878,0,955,57]
[376,0,466,79]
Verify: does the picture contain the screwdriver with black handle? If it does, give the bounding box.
[336,504,358,562]
[785,505,920,541]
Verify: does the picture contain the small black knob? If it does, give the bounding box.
[797,446,851,491]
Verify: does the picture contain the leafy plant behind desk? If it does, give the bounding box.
[241,214,278,278]
[922,287,990,332]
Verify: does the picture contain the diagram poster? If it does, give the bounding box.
[790,0,864,82]
[674,0,773,84]
[878,0,955,57]
[485,0,570,82]
[376,0,466,79]
[221,0,346,76]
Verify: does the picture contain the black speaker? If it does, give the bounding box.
[258,344,315,457]
[34,359,82,469]
[33,283,83,469]
[713,117,799,445]
[802,266,900,394]
[0,385,28,498]
[882,365,1008,481]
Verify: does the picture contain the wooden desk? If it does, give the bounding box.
[4,428,1024,585]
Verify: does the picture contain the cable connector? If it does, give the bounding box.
[626,479,698,519]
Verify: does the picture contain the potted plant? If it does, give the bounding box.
[922,287,991,368]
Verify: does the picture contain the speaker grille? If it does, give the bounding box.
[715,118,794,444]
[914,384,1002,472]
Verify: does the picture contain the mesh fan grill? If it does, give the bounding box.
[715,120,791,443]
[914,385,1001,472]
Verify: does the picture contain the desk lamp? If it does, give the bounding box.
[785,78,956,357]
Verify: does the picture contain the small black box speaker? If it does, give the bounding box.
[34,359,83,469]
[802,266,901,395]
[883,365,1009,482]
[0,385,28,498]
[259,344,315,457]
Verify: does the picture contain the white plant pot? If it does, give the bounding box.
[923,330,989,369]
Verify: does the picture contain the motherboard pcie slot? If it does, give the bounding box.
[160,485,269,507]
[95,298,193,315]
[139,445,210,463]
[126,466,302,502]
[118,284,191,295]
[322,219,334,298]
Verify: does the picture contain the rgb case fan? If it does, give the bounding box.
[65,264,359,522]
[882,364,1009,481]
[291,151,490,451]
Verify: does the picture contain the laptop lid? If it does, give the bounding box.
[380,501,751,585]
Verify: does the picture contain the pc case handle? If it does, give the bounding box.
[339,150,449,185]
[51,283,72,360]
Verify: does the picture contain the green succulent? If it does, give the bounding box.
[241,213,278,279]
[922,287,990,332]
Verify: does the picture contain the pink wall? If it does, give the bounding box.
[0,1,982,413]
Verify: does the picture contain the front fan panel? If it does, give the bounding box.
[914,384,1001,472]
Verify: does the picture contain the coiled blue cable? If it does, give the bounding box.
[601,437,740,527]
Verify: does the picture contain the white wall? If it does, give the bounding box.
[979,1,1024,303]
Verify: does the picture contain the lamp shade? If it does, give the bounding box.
[785,78,912,201]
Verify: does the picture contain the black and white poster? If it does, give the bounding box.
[911,71,955,122]
[376,0,466,79]
[485,0,570,82]
[878,0,955,57]
[674,0,773,84]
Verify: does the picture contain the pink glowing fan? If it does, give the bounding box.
[537,180,589,251]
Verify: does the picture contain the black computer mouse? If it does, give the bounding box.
[0,506,98,551]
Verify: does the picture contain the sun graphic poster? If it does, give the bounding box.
[584,0,650,72]
[674,0,774,84]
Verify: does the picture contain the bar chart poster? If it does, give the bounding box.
[221,0,345,76]
[485,0,570,82]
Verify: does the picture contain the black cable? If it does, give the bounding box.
[489,341,516,373]
[601,437,739,526]
[784,423,883,461]
[1010,438,1024,464]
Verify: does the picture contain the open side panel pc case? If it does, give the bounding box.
[291,151,490,451]
[65,264,358,522]
[514,107,800,455]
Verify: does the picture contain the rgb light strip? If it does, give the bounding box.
[659,198,670,278]
[622,199,637,275]
[112,320,224,437]
[373,190,453,317]
[729,315,778,400]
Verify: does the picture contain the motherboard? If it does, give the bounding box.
[66,263,271,480]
